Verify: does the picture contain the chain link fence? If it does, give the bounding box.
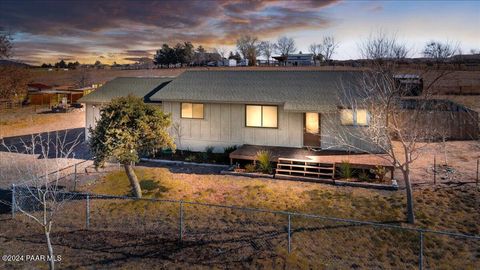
[9,189,480,269]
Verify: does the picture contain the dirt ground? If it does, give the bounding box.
[0,106,85,138]
[395,140,480,186]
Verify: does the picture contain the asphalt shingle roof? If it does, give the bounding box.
[150,70,363,112]
[78,77,173,103]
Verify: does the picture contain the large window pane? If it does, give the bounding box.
[181,103,192,118]
[192,104,204,118]
[340,109,354,125]
[262,106,278,128]
[356,109,368,126]
[181,103,203,119]
[246,105,262,127]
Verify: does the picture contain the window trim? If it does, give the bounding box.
[340,109,370,127]
[180,102,204,119]
[245,104,279,129]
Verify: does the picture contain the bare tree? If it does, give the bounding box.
[470,48,480,54]
[0,66,32,103]
[1,132,82,270]
[214,47,228,59]
[172,122,183,154]
[423,40,460,60]
[0,32,12,59]
[326,33,452,224]
[259,41,275,65]
[275,36,297,56]
[359,31,410,60]
[309,43,323,65]
[320,35,339,61]
[73,68,91,88]
[236,35,260,66]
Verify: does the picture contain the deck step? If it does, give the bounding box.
[277,164,334,170]
[274,173,335,183]
[275,158,335,180]
[275,169,333,176]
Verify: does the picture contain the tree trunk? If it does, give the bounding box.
[124,163,142,198]
[443,136,448,166]
[45,229,55,270]
[402,169,415,224]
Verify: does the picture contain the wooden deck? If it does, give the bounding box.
[229,144,395,179]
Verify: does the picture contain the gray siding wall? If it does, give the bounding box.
[84,101,380,154]
[320,112,383,153]
[162,101,303,152]
[85,103,101,140]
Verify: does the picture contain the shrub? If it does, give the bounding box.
[244,163,257,173]
[185,154,197,162]
[205,146,215,155]
[256,150,272,174]
[223,145,238,154]
[373,165,387,182]
[358,170,371,182]
[202,146,215,162]
[339,160,353,179]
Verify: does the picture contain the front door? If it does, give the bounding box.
[303,112,321,148]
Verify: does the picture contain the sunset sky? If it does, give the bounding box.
[0,0,479,65]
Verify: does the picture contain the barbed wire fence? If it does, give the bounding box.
[9,187,480,269]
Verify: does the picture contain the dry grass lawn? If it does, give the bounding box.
[85,166,480,233]
[38,166,475,269]
[1,165,479,269]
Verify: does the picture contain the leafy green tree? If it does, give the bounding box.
[89,95,175,198]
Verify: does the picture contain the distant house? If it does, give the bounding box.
[273,53,314,66]
[191,52,222,66]
[27,83,95,106]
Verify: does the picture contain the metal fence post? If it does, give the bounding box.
[287,214,291,253]
[476,159,479,190]
[419,231,424,270]
[86,194,90,229]
[11,184,15,219]
[179,201,184,242]
[73,163,78,191]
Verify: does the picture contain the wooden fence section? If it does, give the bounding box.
[399,99,479,141]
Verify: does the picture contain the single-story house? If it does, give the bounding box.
[79,71,380,153]
[273,54,314,66]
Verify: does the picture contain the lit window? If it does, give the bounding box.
[340,109,369,126]
[340,109,354,125]
[356,109,368,126]
[246,105,278,128]
[181,103,204,119]
[305,112,319,133]
[262,106,278,128]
